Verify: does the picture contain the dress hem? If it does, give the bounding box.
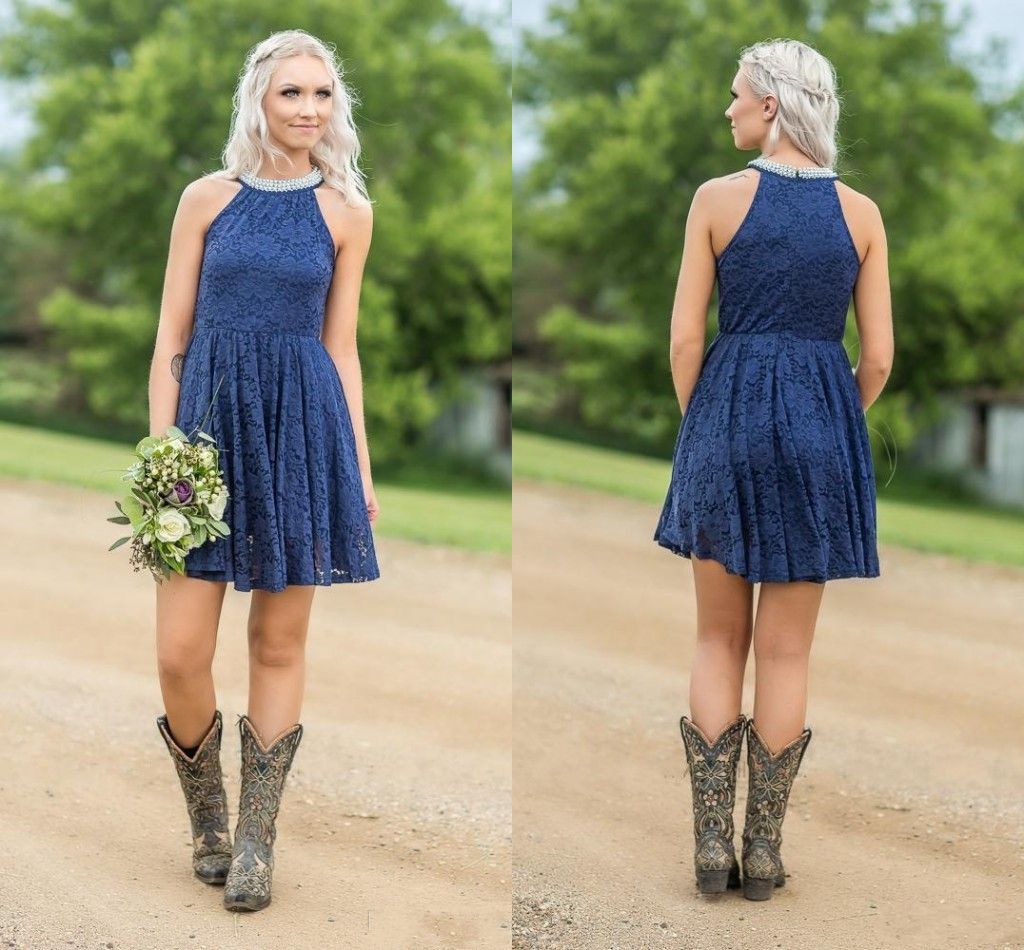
[653,534,880,584]
[184,568,381,594]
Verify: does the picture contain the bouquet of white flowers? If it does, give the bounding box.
[108,424,231,582]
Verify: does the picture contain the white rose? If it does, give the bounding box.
[155,508,190,543]
[208,489,228,521]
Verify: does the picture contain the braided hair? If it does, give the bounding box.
[738,38,842,169]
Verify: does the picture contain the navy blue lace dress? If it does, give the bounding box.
[654,158,880,583]
[174,165,380,592]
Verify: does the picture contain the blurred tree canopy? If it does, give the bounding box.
[0,0,510,461]
[515,0,1024,453]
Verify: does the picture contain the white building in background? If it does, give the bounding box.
[429,365,511,483]
[909,388,1024,506]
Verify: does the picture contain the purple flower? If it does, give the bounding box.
[166,479,194,506]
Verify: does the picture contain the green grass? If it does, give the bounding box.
[513,429,672,502]
[0,421,510,555]
[513,428,1024,569]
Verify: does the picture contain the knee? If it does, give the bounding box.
[697,623,751,656]
[249,626,305,668]
[754,631,810,665]
[157,639,213,682]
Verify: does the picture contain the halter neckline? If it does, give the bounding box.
[239,165,324,191]
[747,156,837,179]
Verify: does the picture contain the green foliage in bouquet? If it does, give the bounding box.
[108,425,230,581]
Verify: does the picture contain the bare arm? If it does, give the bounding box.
[669,183,717,414]
[148,181,212,438]
[851,198,894,412]
[320,199,374,490]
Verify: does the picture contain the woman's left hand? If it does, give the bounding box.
[361,472,379,524]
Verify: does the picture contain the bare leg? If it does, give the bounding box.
[689,554,754,740]
[155,573,228,747]
[751,579,825,754]
[246,585,316,743]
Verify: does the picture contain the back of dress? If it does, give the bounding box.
[654,157,880,584]
[716,161,860,339]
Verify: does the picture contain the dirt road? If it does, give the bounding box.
[513,479,1024,950]
[0,478,511,950]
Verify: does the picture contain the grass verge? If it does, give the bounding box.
[513,428,1024,569]
[0,421,510,555]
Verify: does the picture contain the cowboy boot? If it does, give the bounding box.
[223,714,304,912]
[741,720,812,901]
[156,708,233,884]
[678,713,746,893]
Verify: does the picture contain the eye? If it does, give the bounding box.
[282,89,332,98]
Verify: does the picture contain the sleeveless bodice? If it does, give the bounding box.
[193,179,335,337]
[173,168,379,592]
[653,160,880,584]
[715,169,861,340]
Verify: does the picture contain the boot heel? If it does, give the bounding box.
[743,877,776,901]
[696,869,730,893]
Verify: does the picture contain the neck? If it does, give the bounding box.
[757,147,821,169]
[256,153,314,180]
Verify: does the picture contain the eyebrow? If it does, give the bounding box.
[730,87,738,96]
[276,81,333,90]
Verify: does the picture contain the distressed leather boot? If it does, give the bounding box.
[741,720,812,901]
[678,712,746,893]
[223,714,304,912]
[156,708,233,884]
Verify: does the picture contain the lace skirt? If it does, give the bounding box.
[173,325,380,592]
[653,330,879,583]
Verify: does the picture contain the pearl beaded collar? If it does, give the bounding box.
[239,165,324,191]
[747,156,837,179]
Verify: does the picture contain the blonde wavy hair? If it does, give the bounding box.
[208,29,370,206]
[738,38,842,169]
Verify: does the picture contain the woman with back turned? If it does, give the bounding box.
[653,38,893,901]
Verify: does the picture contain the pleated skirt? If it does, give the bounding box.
[173,325,380,592]
[653,330,879,583]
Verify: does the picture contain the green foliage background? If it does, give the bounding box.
[514,0,1024,456]
[0,0,511,463]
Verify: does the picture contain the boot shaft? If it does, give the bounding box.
[156,708,233,883]
[742,721,812,850]
[679,714,746,841]
[234,715,303,846]
[157,709,229,831]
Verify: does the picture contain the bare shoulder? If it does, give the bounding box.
[688,169,760,230]
[697,168,759,199]
[835,181,883,227]
[317,186,372,229]
[176,174,242,231]
[315,186,373,252]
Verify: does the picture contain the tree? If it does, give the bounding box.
[516,0,1024,451]
[0,0,510,461]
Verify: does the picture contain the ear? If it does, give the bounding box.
[762,93,777,120]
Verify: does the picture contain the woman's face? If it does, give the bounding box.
[261,54,334,157]
[724,69,772,151]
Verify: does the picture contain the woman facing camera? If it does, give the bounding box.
[148,29,380,912]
